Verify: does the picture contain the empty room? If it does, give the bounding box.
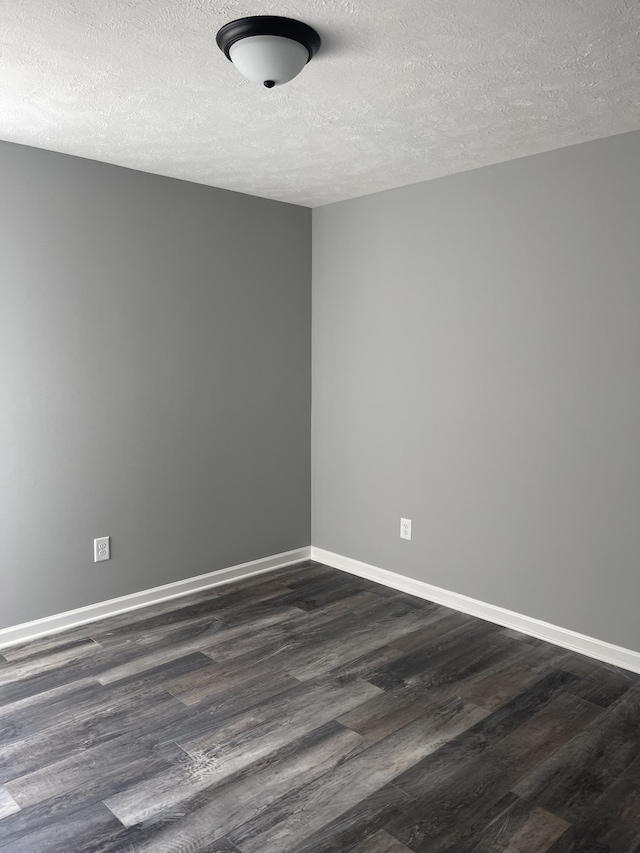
[1,1,640,851]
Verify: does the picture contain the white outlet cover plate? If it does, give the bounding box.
[94,536,110,562]
[400,518,412,541]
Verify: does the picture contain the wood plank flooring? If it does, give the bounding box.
[1,560,639,852]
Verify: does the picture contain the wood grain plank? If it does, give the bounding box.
[168,659,300,708]
[0,743,186,847]
[0,802,121,853]
[386,695,599,852]
[468,796,569,852]
[1,637,101,670]
[92,580,295,650]
[204,590,387,666]
[567,664,636,708]
[513,709,640,822]
[5,729,184,809]
[0,786,20,819]
[291,786,415,853]
[457,642,573,712]
[366,623,510,693]
[546,776,640,852]
[104,678,379,827]
[229,701,488,853]
[610,683,640,725]
[348,828,415,852]
[346,680,492,746]
[104,722,366,844]
[388,609,476,653]
[391,675,590,801]
[1,689,187,780]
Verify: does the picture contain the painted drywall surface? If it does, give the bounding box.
[312,130,640,652]
[0,141,311,629]
[3,1,640,206]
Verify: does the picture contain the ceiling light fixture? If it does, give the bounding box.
[216,16,321,88]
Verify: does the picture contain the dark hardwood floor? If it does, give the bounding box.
[1,560,639,852]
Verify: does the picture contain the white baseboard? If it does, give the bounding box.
[5,543,639,676]
[311,547,640,675]
[0,547,311,650]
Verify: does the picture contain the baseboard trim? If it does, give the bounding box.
[0,547,311,649]
[310,547,640,675]
[6,544,638,674]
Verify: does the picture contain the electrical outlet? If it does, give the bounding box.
[94,536,110,562]
[400,518,412,541]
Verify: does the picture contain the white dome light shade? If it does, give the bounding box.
[229,35,309,87]
[217,16,321,89]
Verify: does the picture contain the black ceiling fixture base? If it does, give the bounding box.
[216,16,321,64]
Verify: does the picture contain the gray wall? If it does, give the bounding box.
[1,141,311,629]
[312,130,640,652]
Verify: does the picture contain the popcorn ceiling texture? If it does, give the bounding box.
[1,0,639,206]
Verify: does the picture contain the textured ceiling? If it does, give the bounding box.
[1,0,639,206]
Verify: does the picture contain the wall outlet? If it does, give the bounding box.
[94,536,110,562]
[400,518,412,541]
